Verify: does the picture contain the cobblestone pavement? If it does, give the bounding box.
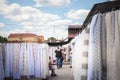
[48,64,74,80]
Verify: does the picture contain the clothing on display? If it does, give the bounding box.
[71,5,120,80]
[72,28,89,80]
[0,43,49,79]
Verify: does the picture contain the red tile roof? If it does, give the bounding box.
[8,33,38,38]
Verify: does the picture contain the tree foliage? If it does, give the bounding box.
[48,37,56,42]
[0,35,8,42]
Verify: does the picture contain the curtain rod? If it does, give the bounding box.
[82,1,120,32]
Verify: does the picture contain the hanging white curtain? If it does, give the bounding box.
[33,43,40,78]
[72,33,82,80]
[18,43,24,78]
[41,44,49,79]
[4,43,24,79]
[105,10,120,80]
[87,10,120,80]
[114,10,120,80]
[5,43,11,77]
[3,43,49,79]
[48,46,57,62]
[0,44,4,80]
[88,14,103,80]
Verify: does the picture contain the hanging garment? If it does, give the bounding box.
[13,43,21,79]
[3,43,49,79]
[49,47,57,62]
[72,31,86,80]
[73,28,89,80]
[27,43,35,77]
[105,11,116,80]
[115,10,120,80]
[0,44,4,80]
[88,14,103,80]
[23,42,28,76]
[33,43,41,78]
[88,14,98,80]
[101,13,107,80]
[92,14,102,80]
[41,44,49,79]
[105,10,120,80]
[80,28,89,80]
[5,43,11,77]
[18,43,24,78]
[72,34,81,80]
[38,44,42,78]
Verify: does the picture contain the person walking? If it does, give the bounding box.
[55,47,62,69]
[69,48,72,68]
[60,49,64,68]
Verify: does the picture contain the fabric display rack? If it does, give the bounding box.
[70,1,120,80]
[0,42,49,80]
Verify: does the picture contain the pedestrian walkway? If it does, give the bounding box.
[48,64,74,80]
[21,64,73,80]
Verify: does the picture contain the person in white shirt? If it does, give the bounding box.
[49,56,57,77]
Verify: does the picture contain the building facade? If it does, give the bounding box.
[68,25,82,41]
[38,36,44,43]
[8,33,38,42]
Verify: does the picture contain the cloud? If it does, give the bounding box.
[0,0,72,39]
[0,29,26,37]
[0,2,61,22]
[65,9,89,20]
[34,0,70,7]
[47,19,72,26]
[0,22,5,27]
[20,19,72,39]
[0,0,6,4]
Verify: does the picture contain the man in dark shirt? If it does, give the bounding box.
[55,47,62,69]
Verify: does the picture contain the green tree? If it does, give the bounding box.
[0,35,8,42]
[48,37,56,42]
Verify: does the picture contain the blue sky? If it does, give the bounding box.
[0,0,106,39]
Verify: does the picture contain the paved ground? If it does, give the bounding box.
[20,63,74,80]
[48,64,74,80]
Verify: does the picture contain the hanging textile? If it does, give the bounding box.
[27,43,35,77]
[105,10,120,80]
[72,34,81,80]
[0,44,4,80]
[101,12,107,80]
[72,28,89,80]
[33,43,40,78]
[4,43,22,79]
[87,9,120,80]
[114,10,120,80]
[5,43,12,77]
[18,43,24,78]
[49,46,57,62]
[13,43,21,79]
[88,14,98,80]
[2,43,49,79]
[88,14,103,80]
[41,44,49,79]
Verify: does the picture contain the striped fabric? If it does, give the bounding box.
[72,28,89,80]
